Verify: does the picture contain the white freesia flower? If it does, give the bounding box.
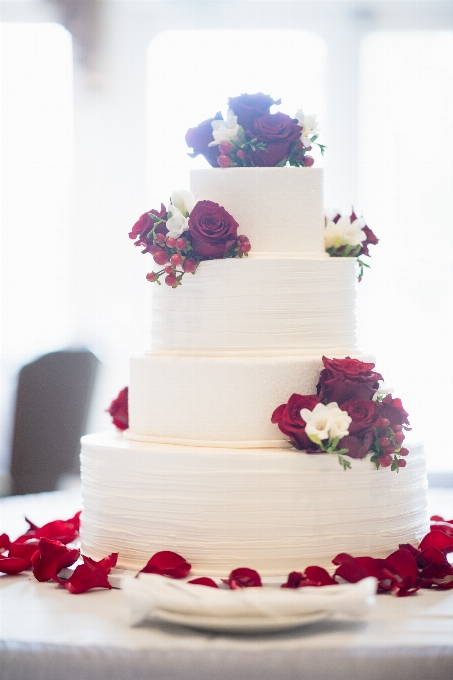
[327,403,352,439]
[300,403,333,443]
[372,382,395,401]
[208,108,240,147]
[325,207,341,222]
[324,215,367,250]
[171,189,196,217]
[295,109,320,147]
[165,205,189,238]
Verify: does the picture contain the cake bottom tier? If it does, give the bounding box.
[80,433,429,576]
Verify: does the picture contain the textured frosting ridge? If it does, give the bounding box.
[81,434,429,575]
[151,256,358,353]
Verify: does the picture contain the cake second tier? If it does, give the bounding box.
[151,255,358,354]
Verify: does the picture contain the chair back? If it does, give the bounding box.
[10,349,99,495]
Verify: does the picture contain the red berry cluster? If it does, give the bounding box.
[288,139,314,167]
[216,137,267,168]
[146,235,198,288]
[370,418,409,471]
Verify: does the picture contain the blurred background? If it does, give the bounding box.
[1,0,452,493]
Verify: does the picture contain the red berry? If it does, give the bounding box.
[170,253,182,266]
[240,241,251,253]
[218,154,232,168]
[219,141,233,155]
[398,459,407,468]
[399,447,409,457]
[375,418,390,433]
[153,248,168,265]
[166,236,176,248]
[156,232,165,243]
[236,149,246,160]
[175,237,187,250]
[379,437,391,449]
[380,454,393,468]
[146,272,157,282]
[394,431,405,445]
[183,258,197,273]
[238,234,249,243]
[392,424,403,433]
[304,156,314,167]
[165,274,177,287]
[164,265,173,274]
[383,444,397,456]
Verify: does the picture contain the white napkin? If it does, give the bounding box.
[123,574,377,626]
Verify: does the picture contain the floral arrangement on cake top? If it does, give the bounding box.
[186,92,324,168]
[107,387,128,431]
[129,190,250,287]
[324,210,379,281]
[271,357,410,471]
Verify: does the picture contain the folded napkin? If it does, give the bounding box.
[123,574,377,626]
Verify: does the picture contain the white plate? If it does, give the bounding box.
[154,609,329,633]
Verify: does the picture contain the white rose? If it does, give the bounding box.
[171,189,195,217]
[208,108,240,147]
[300,403,333,444]
[324,215,367,250]
[165,205,189,238]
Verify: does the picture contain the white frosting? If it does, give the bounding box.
[80,433,429,575]
[151,256,358,353]
[191,167,326,255]
[128,353,373,445]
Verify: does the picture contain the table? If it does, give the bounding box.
[1,488,453,680]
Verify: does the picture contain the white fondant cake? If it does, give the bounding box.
[80,166,429,574]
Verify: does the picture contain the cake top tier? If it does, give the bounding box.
[190,167,326,256]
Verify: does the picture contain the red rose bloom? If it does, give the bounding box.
[129,205,167,249]
[359,224,379,257]
[248,112,302,167]
[228,92,281,130]
[185,112,223,168]
[317,356,383,405]
[341,399,379,436]
[337,432,375,459]
[378,394,410,429]
[188,200,239,259]
[107,387,129,430]
[271,393,320,451]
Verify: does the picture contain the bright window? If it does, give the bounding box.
[358,32,453,472]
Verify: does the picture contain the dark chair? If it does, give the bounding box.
[10,349,99,495]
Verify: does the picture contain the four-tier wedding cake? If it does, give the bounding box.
[80,94,428,576]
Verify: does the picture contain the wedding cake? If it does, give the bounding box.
[80,94,428,575]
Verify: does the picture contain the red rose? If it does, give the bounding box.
[271,393,320,451]
[359,224,379,257]
[338,432,374,459]
[228,92,281,130]
[248,112,302,167]
[129,205,167,248]
[185,112,223,168]
[107,387,129,431]
[340,399,379,436]
[188,200,239,259]
[378,394,410,429]
[317,356,383,405]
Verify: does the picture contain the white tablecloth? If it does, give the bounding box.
[1,488,452,680]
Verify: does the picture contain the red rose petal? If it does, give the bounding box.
[385,549,418,585]
[222,567,262,589]
[304,566,337,586]
[15,511,81,545]
[419,530,453,553]
[64,553,116,594]
[0,533,10,554]
[139,550,191,579]
[8,539,39,567]
[188,577,219,588]
[31,538,80,583]
[0,555,29,575]
[281,571,306,589]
